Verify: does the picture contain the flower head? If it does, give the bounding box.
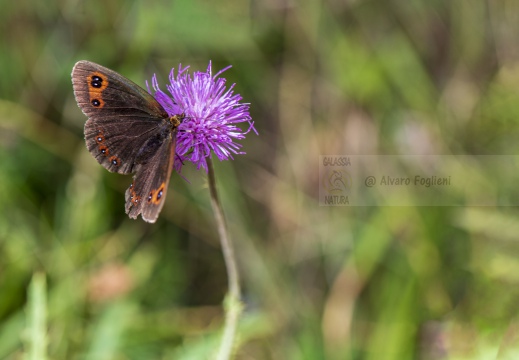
[148,62,256,172]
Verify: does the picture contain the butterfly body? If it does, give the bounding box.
[72,60,182,223]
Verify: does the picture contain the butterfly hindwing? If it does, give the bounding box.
[72,60,169,174]
[125,130,177,223]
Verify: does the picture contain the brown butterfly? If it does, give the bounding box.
[71,60,183,223]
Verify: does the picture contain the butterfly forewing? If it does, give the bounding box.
[72,61,169,174]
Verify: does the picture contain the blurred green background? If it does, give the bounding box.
[2,0,519,359]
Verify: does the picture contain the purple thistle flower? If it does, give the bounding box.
[147,62,256,173]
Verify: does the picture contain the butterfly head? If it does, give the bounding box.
[169,113,184,128]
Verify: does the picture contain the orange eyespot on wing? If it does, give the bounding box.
[147,182,166,205]
[87,72,109,108]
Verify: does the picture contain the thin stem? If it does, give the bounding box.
[207,157,242,360]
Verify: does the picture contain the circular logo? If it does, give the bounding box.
[322,169,351,194]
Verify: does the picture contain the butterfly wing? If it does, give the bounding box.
[72,60,169,174]
[125,128,177,223]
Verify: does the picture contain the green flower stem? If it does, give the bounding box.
[207,157,243,360]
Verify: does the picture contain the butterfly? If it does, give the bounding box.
[72,60,183,223]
